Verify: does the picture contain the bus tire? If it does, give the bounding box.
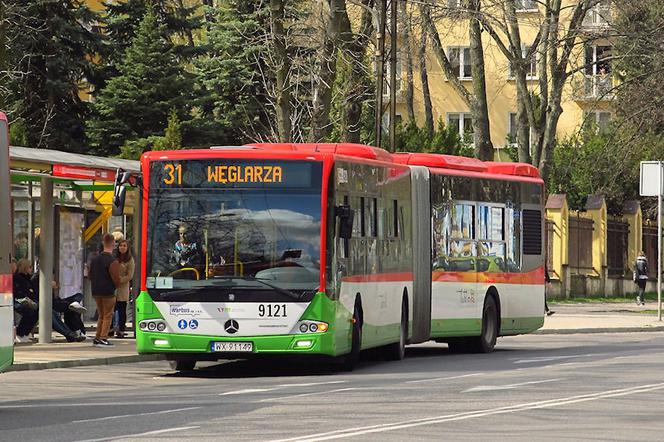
[470,295,498,353]
[385,299,407,361]
[340,304,363,371]
[170,359,196,372]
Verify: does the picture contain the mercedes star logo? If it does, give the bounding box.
[224,319,239,334]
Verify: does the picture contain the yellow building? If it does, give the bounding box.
[394,0,614,158]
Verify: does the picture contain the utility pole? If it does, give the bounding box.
[388,0,398,153]
[375,0,387,148]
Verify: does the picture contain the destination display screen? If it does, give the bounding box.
[150,159,322,189]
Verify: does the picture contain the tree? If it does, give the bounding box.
[613,0,664,132]
[88,7,193,156]
[193,0,272,144]
[420,1,494,160]
[1,0,101,151]
[471,0,604,179]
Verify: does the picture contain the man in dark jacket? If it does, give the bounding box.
[634,251,649,306]
[90,233,120,347]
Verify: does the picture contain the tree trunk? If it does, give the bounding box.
[310,0,345,142]
[418,22,434,136]
[468,0,493,160]
[270,0,292,142]
[341,0,374,143]
[400,0,415,121]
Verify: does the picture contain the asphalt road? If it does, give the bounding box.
[2,332,664,441]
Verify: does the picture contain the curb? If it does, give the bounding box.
[535,326,664,335]
[7,354,166,372]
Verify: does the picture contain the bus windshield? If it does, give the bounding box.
[146,184,323,298]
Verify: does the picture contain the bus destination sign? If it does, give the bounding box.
[152,159,320,189]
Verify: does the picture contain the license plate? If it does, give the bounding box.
[211,341,253,352]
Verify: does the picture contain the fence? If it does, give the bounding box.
[568,215,593,275]
[607,219,628,278]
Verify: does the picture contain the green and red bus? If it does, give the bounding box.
[119,143,544,371]
[0,113,13,372]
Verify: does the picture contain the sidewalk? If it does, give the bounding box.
[7,302,664,372]
[538,301,664,334]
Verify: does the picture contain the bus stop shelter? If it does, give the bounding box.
[10,146,139,343]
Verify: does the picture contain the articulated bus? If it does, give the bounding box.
[119,143,544,371]
[0,113,13,372]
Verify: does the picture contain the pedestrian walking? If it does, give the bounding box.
[112,239,135,339]
[90,233,120,347]
[633,251,649,306]
[545,264,555,316]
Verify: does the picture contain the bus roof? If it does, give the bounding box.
[245,143,393,162]
[393,152,541,179]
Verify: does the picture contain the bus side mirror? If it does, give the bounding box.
[112,169,132,216]
[335,205,354,240]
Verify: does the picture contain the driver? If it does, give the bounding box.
[171,223,203,268]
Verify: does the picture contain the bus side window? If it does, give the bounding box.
[340,195,350,259]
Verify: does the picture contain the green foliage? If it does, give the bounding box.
[1,0,101,151]
[9,119,28,146]
[88,7,194,156]
[547,122,664,215]
[191,1,272,145]
[159,109,183,151]
[393,118,473,156]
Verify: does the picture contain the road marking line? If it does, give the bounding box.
[270,382,664,442]
[72,406,201,423]
[405,373,485,384]
[513,353,610,364]
[277,381,347,388]
[221,388,277,395]
[259,388,358,403]
[75,425,200,442]
[463,378,563,393]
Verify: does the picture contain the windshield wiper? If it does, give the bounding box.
[211,276,302,301]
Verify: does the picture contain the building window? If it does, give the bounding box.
[447,0,462,8]
[509,45,537,79]
[448,113,473,138]
[515,0,537,11]
[583,0,611,26]
[584,44,613,97]
[508,112,532,152]
[448,47,472,79]
[583,111,612,133]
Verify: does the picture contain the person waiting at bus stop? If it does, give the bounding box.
[13,258,86,343]
[90,233,120,347]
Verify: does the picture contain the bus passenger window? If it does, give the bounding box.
[451,203,474,240]
[360,197,366,237]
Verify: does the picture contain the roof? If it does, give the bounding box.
[10,145,140,173]
[393,152,541,179]
[246,143,393,162]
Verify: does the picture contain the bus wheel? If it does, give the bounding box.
[340,304,362,371]
[470,296,498,353]
[170,359,196,372]
[385,300,407,360]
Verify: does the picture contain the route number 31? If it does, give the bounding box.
[163,163,182,185]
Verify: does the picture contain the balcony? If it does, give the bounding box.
[571,75,615,102]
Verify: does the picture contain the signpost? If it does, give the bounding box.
[640,161,663,321]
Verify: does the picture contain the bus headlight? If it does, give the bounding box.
[294,321,328,334]
[139,321,148,330]
[147,322,156,331]
[157,322,166,332]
